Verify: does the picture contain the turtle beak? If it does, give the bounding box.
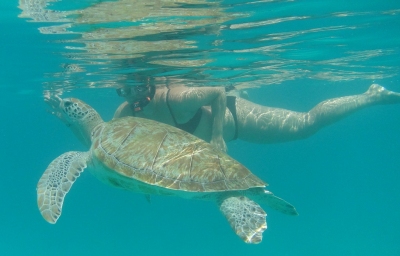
[44,94,64,119]
[44,94,63,109]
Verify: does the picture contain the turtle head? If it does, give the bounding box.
[46,95,104,147]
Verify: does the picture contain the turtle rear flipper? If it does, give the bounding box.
[219,196,267,244]
[37,151,89,224]
[251,190,298,216]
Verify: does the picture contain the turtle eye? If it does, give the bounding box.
[64,101,73,108]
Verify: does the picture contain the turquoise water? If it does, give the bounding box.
[1,0,400,255]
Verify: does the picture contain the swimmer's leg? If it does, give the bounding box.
[307,84,400,127]
[235,84,400,144]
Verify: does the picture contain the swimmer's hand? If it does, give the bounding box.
[211,136,227,153]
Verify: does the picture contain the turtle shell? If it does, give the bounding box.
[91,117,265,192]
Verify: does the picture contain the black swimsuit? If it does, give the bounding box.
[166,89,202,134]
[166,89,238,140]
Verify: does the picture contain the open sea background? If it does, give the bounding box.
[1,0,400,255]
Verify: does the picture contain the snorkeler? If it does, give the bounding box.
[114,82,400,152]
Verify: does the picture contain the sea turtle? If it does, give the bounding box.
[38,96,298,244]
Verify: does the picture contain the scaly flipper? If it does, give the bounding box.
[37,151,89,223]
[219,196,267,244]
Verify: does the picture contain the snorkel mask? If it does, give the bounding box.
[116,85,155,112]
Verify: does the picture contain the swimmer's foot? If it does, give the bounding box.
[365,84,400,104]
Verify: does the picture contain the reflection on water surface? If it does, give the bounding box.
[18,0,400,93]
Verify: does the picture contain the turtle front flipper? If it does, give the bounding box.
[37,151,89,224]
[219,196,267,244]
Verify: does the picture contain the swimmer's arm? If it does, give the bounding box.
[171,86,227,152]
[210,88,227,152]
[113,102,132,119]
